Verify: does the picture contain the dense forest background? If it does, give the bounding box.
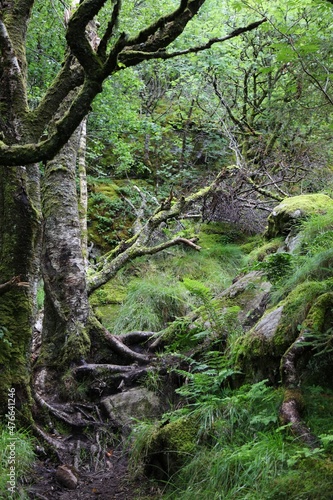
[2,0,333,498]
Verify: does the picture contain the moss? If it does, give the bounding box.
[267,457,333,499]
[60,322,91,366]
[94,304,120,330]
[0,289,34,420]
[282,388,305,410]
[89,281,126,307]
[274,280,333,347]
[266,193,333,238]
[240,234,265,254]
[146,415,199,477]
[87,179,136,251]
[233,280,333,382]
[247,237,284,263]
[302,292,333,332]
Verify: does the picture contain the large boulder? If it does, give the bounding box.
[266,194,333,238]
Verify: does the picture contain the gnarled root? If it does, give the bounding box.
[280,333,319,448]
[89,314,151,363]
[280,389,319,448]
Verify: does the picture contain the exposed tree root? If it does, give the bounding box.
[72,363,135,373]
[280,333,319,448]
[115,331,157,346]
[34,391,97,428]
[73,363,148,387]
[90,314,151,363]
[34,424,75,453]
[280,389,319,448]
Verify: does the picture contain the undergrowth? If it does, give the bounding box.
[0,426,35,499]
[95,209,333,498]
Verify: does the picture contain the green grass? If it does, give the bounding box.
[110,274,190,333]
[0,426,35,498]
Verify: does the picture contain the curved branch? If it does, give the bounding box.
[30,56,84,138]
[97,0,122,59]
[66,0,106,75]
[0,77,103,166]
[88,237,200,293]
[120,18,267,66]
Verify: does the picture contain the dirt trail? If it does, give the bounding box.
[27,449,161,499]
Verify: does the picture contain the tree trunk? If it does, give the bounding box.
[40,126,90,369]
[0,165,41,418]
[78,117,88,270]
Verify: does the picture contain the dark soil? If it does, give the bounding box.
[27,451,162,499]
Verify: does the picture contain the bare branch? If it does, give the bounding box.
[0,276,29,296]
[88,236,201,293]
[120,18,267,65]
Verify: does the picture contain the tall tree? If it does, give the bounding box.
[0,0,266,416]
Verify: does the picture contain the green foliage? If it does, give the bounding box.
[27,0,65,105]
[0,426,35,498]
[270,207,333,303]
[36,283,44,311]
[88,185,134,249]
[111,275,189,333]
[255,252,294,284]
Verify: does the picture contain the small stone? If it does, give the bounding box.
[55,465,78,489]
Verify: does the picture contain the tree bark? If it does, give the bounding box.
[78,117,89,270]
[40,124,90,368]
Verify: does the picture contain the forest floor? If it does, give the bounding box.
[26,450,161,499]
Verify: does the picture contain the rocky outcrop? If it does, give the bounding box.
[266,193,333,238]
[219,270,272,329]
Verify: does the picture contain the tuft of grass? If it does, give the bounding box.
[0,426,35,498]
[111,275,190,333]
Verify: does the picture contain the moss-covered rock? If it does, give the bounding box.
[266,194,333,238]
[145,414,199,478]
[102,388,162,428]
[218,270,272,329]
[234,280,333,383]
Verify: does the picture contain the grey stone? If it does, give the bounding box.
[102,387,161,427]
[251,306,284,340]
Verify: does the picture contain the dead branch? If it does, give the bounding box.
[88,234,201,293]
[0,276,29,296]
[119,18,267,65]
[87,170,228,293]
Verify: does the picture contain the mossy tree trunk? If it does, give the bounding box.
[40,124,90,369]
[0,5,41,418]
[0,166,41,418]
